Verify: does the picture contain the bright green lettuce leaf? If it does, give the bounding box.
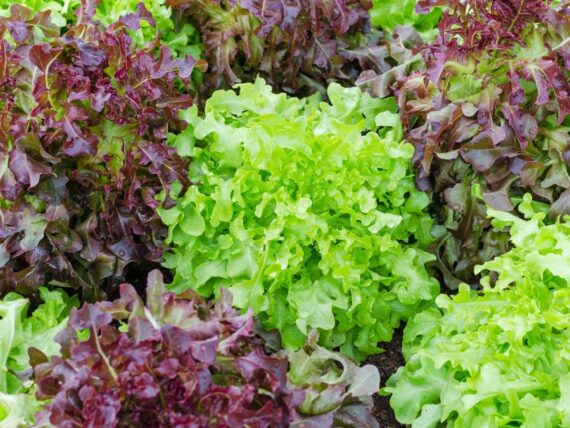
[0,288,77,427]
[0,0,76,27]
[160,78,438,361]
[369,0,442,41]
[385,198,570,427]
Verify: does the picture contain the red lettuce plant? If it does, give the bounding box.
[33,271,380,427]
[0,4,205,299]
[167,0,418,98]
[397,0,570,287]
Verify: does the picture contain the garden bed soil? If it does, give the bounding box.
[368,327,404,428]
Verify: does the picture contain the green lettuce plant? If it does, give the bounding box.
[0,0,75,27]
[369,0,442,41]
[385,195,570,427]
[159,79,438,361]
[0,289,77,427]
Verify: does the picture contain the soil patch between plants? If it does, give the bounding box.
[368,327,404,427]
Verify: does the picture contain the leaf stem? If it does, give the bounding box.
[44,51,63,110]
[507,0,525,33]
[90,316,119,382]
[552,37,569,51]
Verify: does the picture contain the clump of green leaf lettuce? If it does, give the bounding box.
[0,288,77,427]
[369,0,442,41]
[159,79,438,361]
[385,195,570,427]
[0,0,74,27]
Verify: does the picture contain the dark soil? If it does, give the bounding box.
[367,327,405,428]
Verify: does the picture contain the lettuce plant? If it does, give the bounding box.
[0,0,75,27]
[94,0,200,57]
[369,0,442,40]
[0,0,201,57]
[385,196,570,427]
[159,79,438,361]
[166,0,415,99]
[0,288,77,428]
[355,25,429,101]
[0,5,204,298]
[34,271,380,427]
[288,333,381,427]
[397,0,570,287]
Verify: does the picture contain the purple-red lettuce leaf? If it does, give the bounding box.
[0,4,206,299]
[167,0,421,99]
[34,271,379,427]
[32,271,297,427]
[398,0,570,287]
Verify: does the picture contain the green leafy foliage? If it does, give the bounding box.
[0,289,77,427]
[0,0,75,27]
[369,0,442,40]
[385,196,570,427]
[160,79,438,361]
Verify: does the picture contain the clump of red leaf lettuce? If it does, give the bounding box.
[0,4,206,299]
[32,270,380,428]
[0,0,201,59]
[166,0,420,99]
[397,0,570,288]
